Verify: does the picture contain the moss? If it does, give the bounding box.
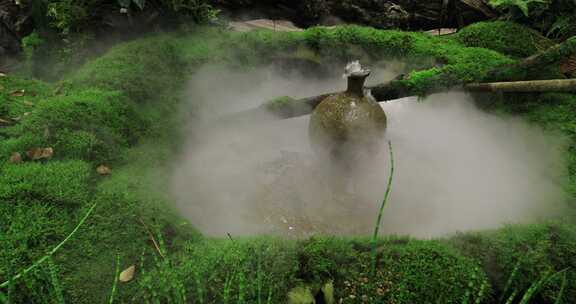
[452,21,555,58]
[66,36,188,102]
[264,96,298,112]
[298,237,489,303]
[0,160,92,207]
[136,238,299,304]
[230,25,514,97]
[0,76,53,117]
[0,160,93,302]
[1,89,143,164]
[449,222,576,303]
[136,237,489,303]
[1,24,575,304]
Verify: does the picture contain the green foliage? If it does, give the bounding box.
[0,161,92,207]
[67,36,187,101]
[0,89,142,164]
[138,238,298,303]
[487,0,576,42]
[452,21,555,58]
[21,32,45,61]
[0,161,92,302]
[0,76,53,120]
[226,25,513,96]
[297,237,489,303]
[488,0,550,17]
[46,0,91,35]
[2,23,576,304]
[449,223,576,303]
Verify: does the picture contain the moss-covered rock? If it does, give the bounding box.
[452,21,555,58]
[309,91,387,161]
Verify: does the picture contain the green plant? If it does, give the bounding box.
[371,141,394,274]
[0,202,97,289]
[21,32,45,61]
[46,0,91,35]
[488,0,551,17]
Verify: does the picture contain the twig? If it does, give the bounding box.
[0,202,98,288]
[227,233,234,241]
[371,141,395,275]
[137,217,166,259]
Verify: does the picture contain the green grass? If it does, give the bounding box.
[1,21,575,303]
[449,222,576,303]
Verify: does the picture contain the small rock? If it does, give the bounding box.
[119,265,135,282]
[97,165,112,176]
[349,295,356,299]
[9,152,22,164]
[0,72,6,77]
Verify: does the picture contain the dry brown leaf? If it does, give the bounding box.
[96,165,112,175]
[9,152,22,164]
[26,147,54,160]
[119,265,135,282]
[10,89,25,97]
[0,117,12,125]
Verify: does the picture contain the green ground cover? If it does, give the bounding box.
[0,22,575,303]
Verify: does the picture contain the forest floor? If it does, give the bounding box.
[1,21,576,304]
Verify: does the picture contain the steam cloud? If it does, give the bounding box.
[171,63,569,238]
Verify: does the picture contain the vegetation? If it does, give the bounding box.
[452,21,555,58]
[1,20,576,303]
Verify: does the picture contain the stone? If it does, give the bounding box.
[308,62,387,163]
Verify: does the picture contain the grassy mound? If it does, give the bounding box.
[136,237,488,303]
[452,21,555,58]
[1,23,575,303]
[450,222,576,303]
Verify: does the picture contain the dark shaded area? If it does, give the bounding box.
[215,0,493,29]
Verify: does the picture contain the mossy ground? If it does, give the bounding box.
[1,22,575,303]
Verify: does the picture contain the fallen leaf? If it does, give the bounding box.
[119,265,135,282]
[96,165,112,175]
[10,89,25,97]
[43,127,50,138]
[26,147,54,160]
[9,152,22,164]
[23,100,34,107]
[23,112,30,117]
[0,72,6,77]
[0,117,12,125]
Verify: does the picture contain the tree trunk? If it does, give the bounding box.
[465,79,576,92]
